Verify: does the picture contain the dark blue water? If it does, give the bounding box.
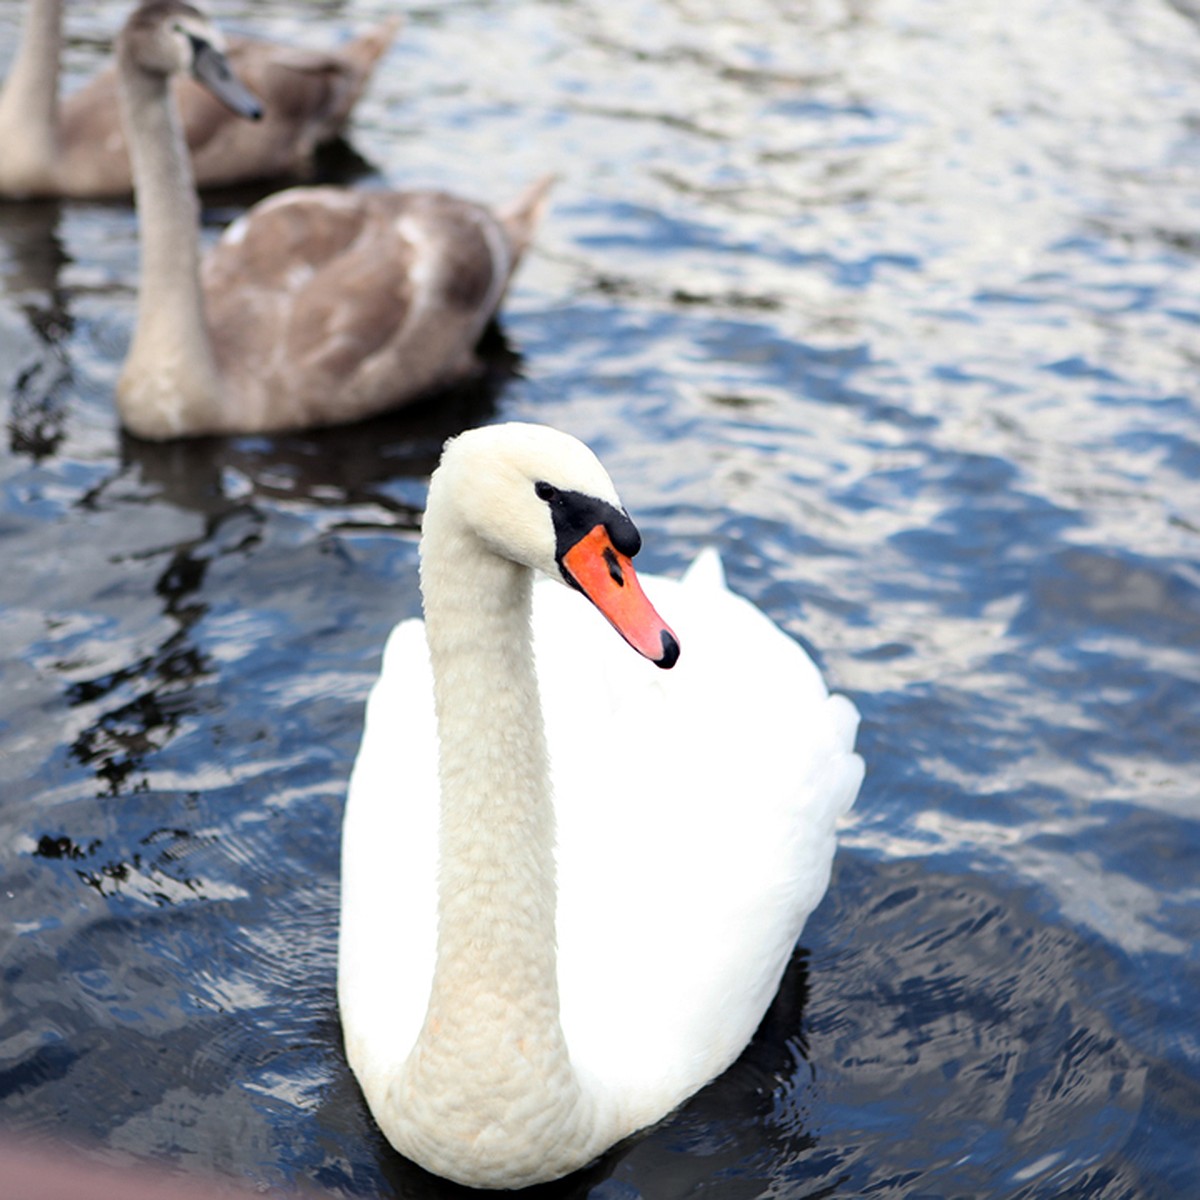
[2,0,1198,1196]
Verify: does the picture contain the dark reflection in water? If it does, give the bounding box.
[46,343,516,858]
[114,321,515,523]
[808,862,1155,1197]
[1,200,74,458]
[2,0,1199,1197]
[64,516,224,797]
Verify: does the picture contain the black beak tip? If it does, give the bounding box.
[655,630,681,670]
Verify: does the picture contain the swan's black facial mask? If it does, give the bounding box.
[534,482,680,669]
[534,484,641,582]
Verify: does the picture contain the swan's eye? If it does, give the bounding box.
[535,482,557,502]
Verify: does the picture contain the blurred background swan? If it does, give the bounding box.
[0,0,399,198]
[113,0,552,439]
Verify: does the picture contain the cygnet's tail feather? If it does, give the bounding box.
[316,18,403,139]
[498,174,557,264]
[346,16,404,77]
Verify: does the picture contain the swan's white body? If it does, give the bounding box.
[339,424,864,1188]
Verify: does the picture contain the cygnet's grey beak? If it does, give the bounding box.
[190,37,263,120]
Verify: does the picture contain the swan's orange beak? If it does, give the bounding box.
[561,525,680,669]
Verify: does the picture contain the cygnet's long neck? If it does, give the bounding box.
[116,46,224,439]
[395,493,601,1187]
[0,0,63,191]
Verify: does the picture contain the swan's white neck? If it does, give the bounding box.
[424,549,558,1009]
[382,496,607,1188]
[115,46,225,440]
[0,0,63,193]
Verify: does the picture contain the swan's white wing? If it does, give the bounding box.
[339,618,440,1094]
[543,551,863,1123]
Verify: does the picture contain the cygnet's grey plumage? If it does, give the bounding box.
[0,0,399,198]
[113,1,551,439]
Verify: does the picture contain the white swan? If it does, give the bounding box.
[0,0,399,199]
[339,423,865,1188]
[112,1,551,441]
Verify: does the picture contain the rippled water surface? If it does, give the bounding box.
[2,0,1198,1195]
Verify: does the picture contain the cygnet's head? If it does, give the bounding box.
[119,1,262,119]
